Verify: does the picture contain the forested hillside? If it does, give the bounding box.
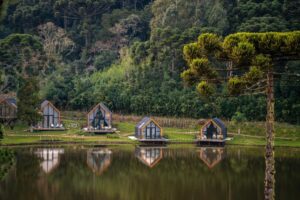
[0,0,299,123]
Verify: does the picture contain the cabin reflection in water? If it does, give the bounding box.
[35,148,64,173]
[87,149,112,175]
[135,146,163,168]
[198,147,225,169]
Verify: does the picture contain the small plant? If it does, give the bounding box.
[163,134,169,139]
[0,149,15,180]
[231,112,247,124]
[107,134,120,139]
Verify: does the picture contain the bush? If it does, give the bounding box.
[231,111,247,123]
[0,149,15,180]
[163,134,169,139]
[106,134,120,139]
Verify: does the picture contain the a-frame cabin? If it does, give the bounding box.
[34,100,64,131]
[196,118,227,145]
[135,117,168,144]
[86,103,114,133]
[0,96,17,124]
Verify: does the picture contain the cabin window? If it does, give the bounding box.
[54,111,59,125]
[87,104,112,130]
[42,104,59,128]
[145,122,160,139]
[202,122,225,140]
[0,102,16,118]
[0,103,8,117]
[204,123,219,139]
[89,107,110,130]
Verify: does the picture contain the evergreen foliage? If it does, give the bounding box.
[17,78,42,127]
[0,0,299,123]
[181,31,300,200]
[0,149,15,180]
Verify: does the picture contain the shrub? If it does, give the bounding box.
[231,111,247,123]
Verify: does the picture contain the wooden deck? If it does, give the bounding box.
[138,144,168,148]
[195,139,226,146]
[85,129,116,134]
[33,127,66,131]
[137,138,169,145]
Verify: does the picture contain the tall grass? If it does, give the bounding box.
[113,114,201,129]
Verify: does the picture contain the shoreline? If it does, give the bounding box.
[1,138,300,148]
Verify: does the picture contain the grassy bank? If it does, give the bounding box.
[1,113,300,147]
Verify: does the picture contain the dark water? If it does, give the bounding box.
[0,145,300,200]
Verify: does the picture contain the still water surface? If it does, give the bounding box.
[0,145,300,200]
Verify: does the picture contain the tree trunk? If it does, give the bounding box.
[265,70,275,200]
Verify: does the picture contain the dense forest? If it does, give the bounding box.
[0,0,299,123]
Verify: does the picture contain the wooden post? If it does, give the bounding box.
[264,70,275,200]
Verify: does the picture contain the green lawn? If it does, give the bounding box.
[1,119,300,147]
[227,135,300,147]
[114,122,135,134]
[114,121,195,140]
[227,121,300,138]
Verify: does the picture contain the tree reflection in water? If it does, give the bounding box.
[2,146,298,200]
[135,146,163,168]
[87,148,112,175]
[265,147,275,200]
[0,149,15,180]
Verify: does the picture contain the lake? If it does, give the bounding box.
[0,145,300,200]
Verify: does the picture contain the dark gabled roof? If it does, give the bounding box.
[0,93,16,100]
[0,97,17,108]
[136,117,151,129]
[0,93,17,108]
[6,98,16,106]
[212,118,227,133]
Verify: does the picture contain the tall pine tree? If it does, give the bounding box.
[182,31,300,200]
[17,78,41,132]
